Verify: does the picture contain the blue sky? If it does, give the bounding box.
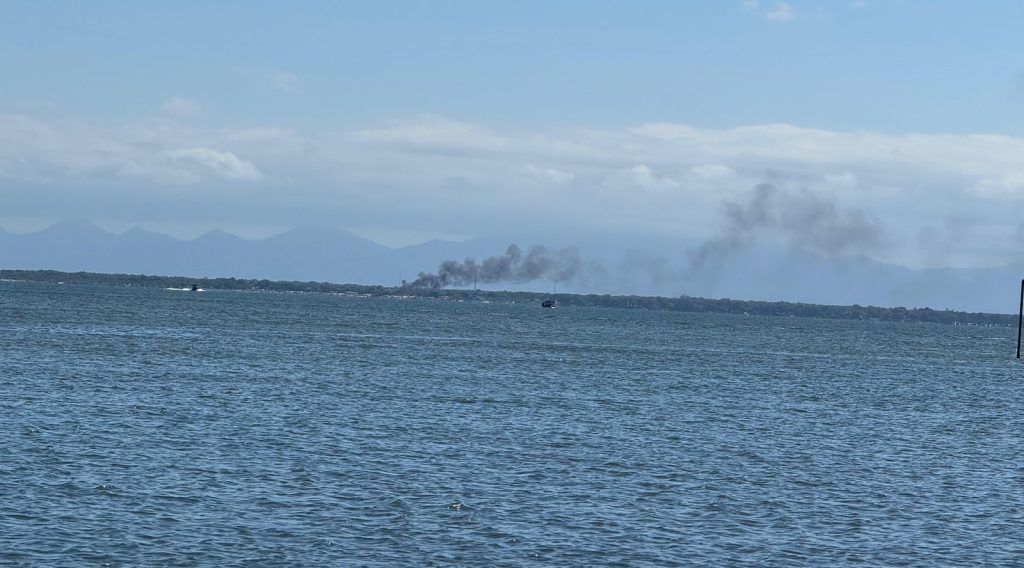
[2,1,1024,267]
[4,1,1022,132]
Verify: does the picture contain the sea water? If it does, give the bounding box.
[1,281,1022,566]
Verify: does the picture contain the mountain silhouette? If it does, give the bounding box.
[0,220,1018,313]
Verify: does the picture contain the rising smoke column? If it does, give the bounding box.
[689,182,884,272]
[409,244,581,289]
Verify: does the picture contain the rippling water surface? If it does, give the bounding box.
[2,282,1023,566]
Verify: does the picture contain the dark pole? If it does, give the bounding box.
[1017,278,1023,359]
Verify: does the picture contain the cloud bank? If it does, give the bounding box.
[2,111,1024,267]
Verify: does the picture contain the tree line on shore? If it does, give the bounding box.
[0,268,1013,326]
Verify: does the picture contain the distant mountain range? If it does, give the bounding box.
[0,220,485,288]
[0,220,1020,313]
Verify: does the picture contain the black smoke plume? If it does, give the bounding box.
[690,182,884,271]
[408,244,581,289]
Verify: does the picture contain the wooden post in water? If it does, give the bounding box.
[1017,279,1023,358]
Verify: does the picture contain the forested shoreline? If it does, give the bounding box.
[0,269,1012,326]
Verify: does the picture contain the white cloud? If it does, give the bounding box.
[629,123,1024,188]
[169,147,262,181]
[974,173,1024,198]
[745,1,797,22]
[161,97,203,117]
[6,113,1024,200]
[766,2,797,22]
[7,111,1024,266]
[0,113,266,185]
[524,164,574,184]
[354,115,510,154]
[603,165,679,192]
[690,164,736,179]
[824,170,857,188]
